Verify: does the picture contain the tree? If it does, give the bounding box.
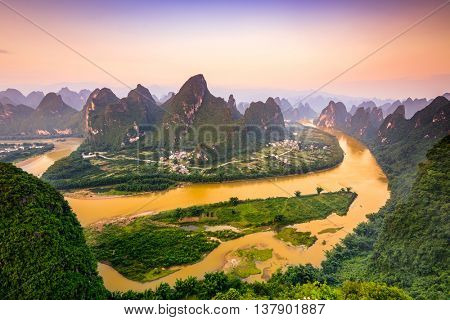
[273,214,285,224]
[316,186,324,194]
[346,187,352,192]
[229,197,239,206]
[174,208,184,219]
[294,191,301,198]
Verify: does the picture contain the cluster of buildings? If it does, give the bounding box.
[268,139,300,150]
[0,143,45,154]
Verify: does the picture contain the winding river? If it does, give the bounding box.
[15,131,389,292]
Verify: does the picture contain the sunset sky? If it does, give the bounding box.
[0,0,449,100]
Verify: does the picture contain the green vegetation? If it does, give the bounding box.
[276,228,317,247]
[204,230,243,241]
[231,247,273,278]
[323,135,450,299]
[0,163,106,299]
[0,142,54,163]
[85,218,219,282]
[318,227,343,235]
[43,126,344,194]
[153,191,357,229]
[109,265,410,300]
[86,191,355,283]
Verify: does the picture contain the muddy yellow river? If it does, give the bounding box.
[9,138,83,177]
[15,132,389,292]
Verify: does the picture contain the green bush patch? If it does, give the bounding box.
[231,247,273,278]
[85,218,219,282]
[276,228,317,247]
[318,227,343,235]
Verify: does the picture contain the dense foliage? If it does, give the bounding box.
[323,135,450,299]
[276,228,318,247]
[108,265,410,300]
[371,136,449,298]
[0,163,106,299]
[86,192,355,282]
[85,219,219,282]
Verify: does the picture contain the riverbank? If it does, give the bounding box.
[88,132,389,292]
[13,137,83,177]
[43,126,343,195]
[13,131,390,292]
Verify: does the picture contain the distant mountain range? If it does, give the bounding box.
[0,87,91,111]
[0,92,81,136]
[273,97,317,121]
[1,81,447,143]
[0,89,44,108]
[83,74,284,151]
[314,95,449,144]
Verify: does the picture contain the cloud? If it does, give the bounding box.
[0,49,10,54]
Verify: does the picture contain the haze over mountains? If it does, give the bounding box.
[0,78,448,147]
[315,95,450,144]
[83,74,285,150]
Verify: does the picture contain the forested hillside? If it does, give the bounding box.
[0,163,106,299]
[322,136,449,299]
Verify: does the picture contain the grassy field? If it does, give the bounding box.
[152,191,357,229]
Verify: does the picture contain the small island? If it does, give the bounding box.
[85,190,356,282]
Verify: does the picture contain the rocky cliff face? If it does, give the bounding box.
[314,101,349,129]
[376,97,449,145]
[0,92,82,136]
[243,97,285,129]
[226,94,243,120]
[315,100,384,140]
[83,85,162,148]
[162,74,232,127]
[346,106,384,139]
[22,93,81,135]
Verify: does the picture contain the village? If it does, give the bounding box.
[80,136,331,176]
[0,142,54,163]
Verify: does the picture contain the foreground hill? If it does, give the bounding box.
[0,163,106,299]
[371,136,449,298]
[322,125,449,299]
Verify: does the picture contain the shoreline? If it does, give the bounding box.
[63,159,344,201]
